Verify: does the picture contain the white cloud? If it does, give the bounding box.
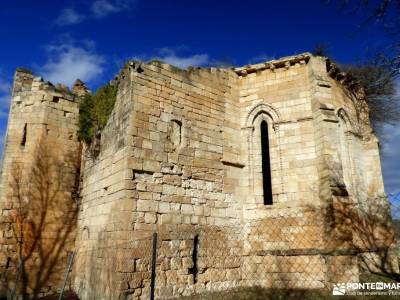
[0,94,11,118]
[40,41,105,87]
[249,53,276,64]
[0,79,10,94]
[381,79,400,196]
[381,123,400,196]
[156,53,209,69]
[0,75,12,159]
[55,1,135,25]
[91,0,130,18]
[136,48,209,69]
[55,8,85,26]
[0,76,11,118]
[396,78,400,99]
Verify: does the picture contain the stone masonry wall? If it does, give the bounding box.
[308,57,395,284]
[0,69,81,297]
[234,55,332,289]
[72,55,390,299]
[0,53,393,299]
[73,61,245,299]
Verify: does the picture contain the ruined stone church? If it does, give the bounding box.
[0,53,397,299]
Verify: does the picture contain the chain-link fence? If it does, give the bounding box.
[6,194,400,300]
[55,194,400,299]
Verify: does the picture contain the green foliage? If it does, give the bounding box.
[78,83,117,144]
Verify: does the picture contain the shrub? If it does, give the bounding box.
[78,83,117,144]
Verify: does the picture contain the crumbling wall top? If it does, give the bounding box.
[111,59,238,88]
[12,68,88,101]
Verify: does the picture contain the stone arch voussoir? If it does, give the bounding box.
[245,103,281,128]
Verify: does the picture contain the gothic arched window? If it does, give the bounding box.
[260,120,273,205]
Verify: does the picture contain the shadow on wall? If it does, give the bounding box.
[1,140,79,299]
[320,195,400,281]
[73,234,154,300]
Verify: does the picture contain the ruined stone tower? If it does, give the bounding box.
[0,54,396,299]
[0,69,84,296]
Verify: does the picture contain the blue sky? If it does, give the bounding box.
[0,0,398,198]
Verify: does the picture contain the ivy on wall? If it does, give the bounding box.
[78,83,117,145]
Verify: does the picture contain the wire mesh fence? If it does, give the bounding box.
[65,194,400,299]
[6,193,400,299]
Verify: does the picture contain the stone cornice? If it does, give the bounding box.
[233,52,311,76]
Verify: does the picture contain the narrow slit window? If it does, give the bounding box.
[260,120,273,205]
[21,123,27,146]
[189,235,199,283]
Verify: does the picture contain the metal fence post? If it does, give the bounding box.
[150,232,157,300]
[58,251,75,300]
[10,259,22,300]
